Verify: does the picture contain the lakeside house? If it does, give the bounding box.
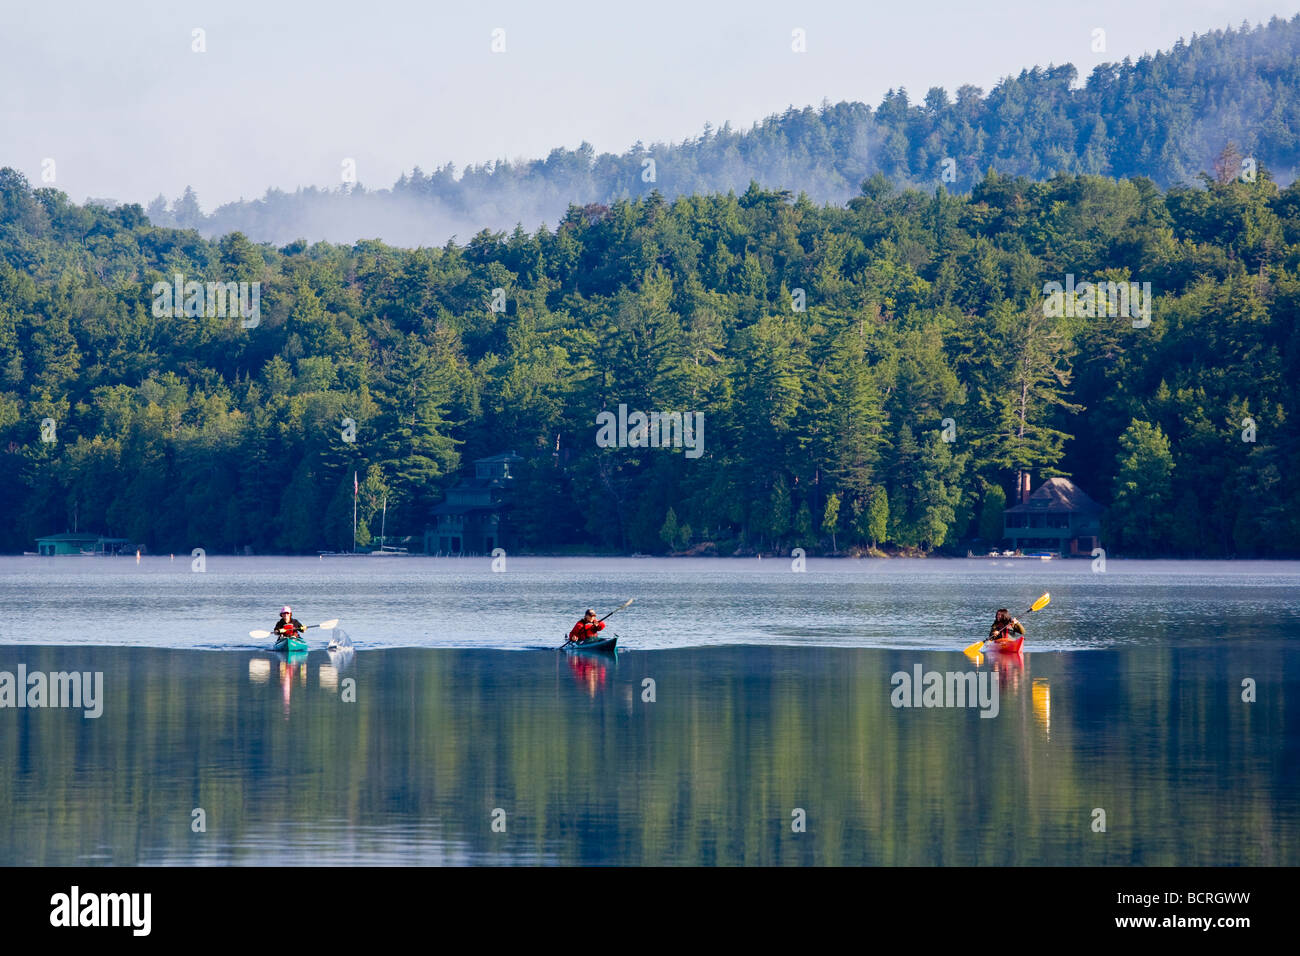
[425,452,523,555]
[1003,475,1103,556]
[34,533,132,556]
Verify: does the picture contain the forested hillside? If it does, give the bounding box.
[2,158,1298,557]
[138,17,1300,247]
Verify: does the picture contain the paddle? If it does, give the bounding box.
[963,594,1050,655]
[599,598,635,623]
[559,599,634,649]
[249,619,339,640]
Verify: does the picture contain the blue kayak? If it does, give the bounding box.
[564,636,617,653]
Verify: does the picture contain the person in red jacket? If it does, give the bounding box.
[568,608,605,644]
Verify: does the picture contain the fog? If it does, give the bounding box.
[3,0,1292,248]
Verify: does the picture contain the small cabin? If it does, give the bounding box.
[426,452,524,555]
[1003,476,1102,556]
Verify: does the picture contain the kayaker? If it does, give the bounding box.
[989,608,1025,643]
[274,606,304,638]
[568,609,606,645]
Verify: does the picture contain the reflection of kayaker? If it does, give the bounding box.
[567,653,609,696]
[279,656,306,719]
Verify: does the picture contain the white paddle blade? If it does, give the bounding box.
[317,619,339,630]
[249,629,271,639]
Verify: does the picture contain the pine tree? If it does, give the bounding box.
[822,492,841,552]
[1108,419,1175,554]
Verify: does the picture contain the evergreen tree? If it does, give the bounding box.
[1108,420,1175,554]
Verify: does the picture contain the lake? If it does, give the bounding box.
[0,556,1296,865]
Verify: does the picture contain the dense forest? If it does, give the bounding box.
[133,17,1300,247]
[2,148,1298,557]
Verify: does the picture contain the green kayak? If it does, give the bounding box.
[273,636,308,653]
[564,635,617,653]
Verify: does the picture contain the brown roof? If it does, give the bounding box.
[1005,477,1103,514]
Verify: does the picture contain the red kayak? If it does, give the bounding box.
[989,635,1024,653]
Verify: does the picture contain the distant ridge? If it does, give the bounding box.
[134,16,1300,246]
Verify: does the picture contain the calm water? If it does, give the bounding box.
[0,557,1297,865]
[0,555,1298,649]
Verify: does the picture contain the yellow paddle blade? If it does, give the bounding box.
[963,638,987,655]
[1029,592,1051,613]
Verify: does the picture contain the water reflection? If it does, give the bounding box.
[989,648,1025,694]
[565,649,614,697]
[2,645,1296,866]
[1033,678,1051,737]
[963,649,1053,737]
[278,652,307,718]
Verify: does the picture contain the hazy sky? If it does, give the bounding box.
[1,0,1293,210]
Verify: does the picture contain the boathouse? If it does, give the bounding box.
[426,452,523,555]
[34,533,132,556]
[1002,476,1103,556]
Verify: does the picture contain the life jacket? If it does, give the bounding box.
[568,619,605,642]
[992,618,1021,642]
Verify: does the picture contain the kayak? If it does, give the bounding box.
[989,635,1024,654]
[565,636,618,653]
[273,635,309,653]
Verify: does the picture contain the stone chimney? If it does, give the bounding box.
[1020,472,1032,504]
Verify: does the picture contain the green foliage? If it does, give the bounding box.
[1108,420,1176,555]
[0,160,1297,556]
[863,488,889,549]
[822,492,841,552]
[793,500,813,547]
[978,483,1007,544]
[659,506,679,553]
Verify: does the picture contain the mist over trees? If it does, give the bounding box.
[2,157,1298,557]
[138,17,1300,247]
